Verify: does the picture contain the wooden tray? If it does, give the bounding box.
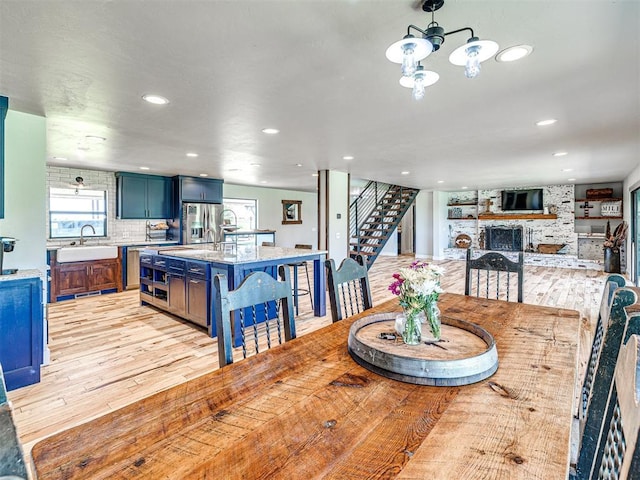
[347,313,498,386]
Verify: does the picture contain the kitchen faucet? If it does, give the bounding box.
[80,224,96,245]
[203,228,217,244]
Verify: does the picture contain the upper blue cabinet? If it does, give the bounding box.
[0,96,7,219]
[116,172,173,219]
[175,176,223,203]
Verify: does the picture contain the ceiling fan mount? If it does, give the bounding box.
[422,0,444,13]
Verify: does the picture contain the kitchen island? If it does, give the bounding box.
[139,245,327,341]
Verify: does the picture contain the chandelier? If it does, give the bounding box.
[386,0,499,100]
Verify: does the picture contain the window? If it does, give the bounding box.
[49,188,107,239]
[223,198,257,231]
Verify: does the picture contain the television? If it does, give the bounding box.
[501,188,543,211]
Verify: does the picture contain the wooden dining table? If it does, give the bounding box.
[31,293,580,479]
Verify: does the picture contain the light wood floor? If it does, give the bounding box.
[8,255,609,463]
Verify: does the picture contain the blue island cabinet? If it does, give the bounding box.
[0,276,43,391]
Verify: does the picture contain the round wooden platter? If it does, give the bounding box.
[347,312,498,386]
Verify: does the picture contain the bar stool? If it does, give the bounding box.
[287,244,313,315]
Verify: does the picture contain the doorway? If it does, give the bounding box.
[398,204,415,255]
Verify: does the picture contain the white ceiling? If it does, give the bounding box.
[1,0,638,193]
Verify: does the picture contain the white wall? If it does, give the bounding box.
[1,110,47,271]
[224,183,318,248]
[414,190,434,259]
[327,171,349,260]
[379,226,398,256]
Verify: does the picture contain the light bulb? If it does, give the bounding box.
[413,73,425,100]
[401,43,417,77]
[465,45,481,78]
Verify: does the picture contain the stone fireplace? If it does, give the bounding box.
[485,226,523,252]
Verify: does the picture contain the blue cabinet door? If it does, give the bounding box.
[118,174,147,218]
[201,179,222,203]
[0,277,43,391]
[180,176,205,202]
[146,175,172,219]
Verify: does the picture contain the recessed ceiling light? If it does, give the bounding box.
[312,173,319,177]
[142,94,169,105]
[53,156,67,161]
[561,168,573,172]
[295,163,303,167]
[227,168,240,172]
[343,156,354,160]
[262,128,279,134]
[567,178,576,182]
[139,166,150,170]
[401,171,410,175]
[495,45,533,63]
[199,173,208,177]
[250,163,261,167]
[461,186,468,189]
[536,119,557,126]
[260,180,268,184]
[186,152,198,158]
[553,151,568,157]
[437,180,444,184]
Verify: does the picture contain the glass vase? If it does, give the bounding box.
[401,309,423,345]
[421,300,442,342]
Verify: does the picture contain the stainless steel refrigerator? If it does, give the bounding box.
[182,203,224,244]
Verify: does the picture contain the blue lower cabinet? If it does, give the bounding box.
[0,277,43,390]
[185,260,210,330]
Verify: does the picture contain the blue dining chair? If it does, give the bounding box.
[573,291,639,479]
[590,331,640,479]
[325,254,373,322]
[214,265,296,367]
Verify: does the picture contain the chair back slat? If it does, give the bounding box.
[464,249,524,303]
[325,254,373,322]
[581,275,628,422]
[593,331,640,480]
[214,266,296,367]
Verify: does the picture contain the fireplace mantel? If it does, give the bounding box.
[478,213,557,220]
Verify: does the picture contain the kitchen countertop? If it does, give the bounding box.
[46,240,179,250]
[143,245,327,266]
[0,268,43,282]
[222,229,276,235]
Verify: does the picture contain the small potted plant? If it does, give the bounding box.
[603,221,628,273]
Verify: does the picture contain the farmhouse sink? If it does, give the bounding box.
[56,245,119,263]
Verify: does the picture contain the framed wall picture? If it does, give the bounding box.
[282,200,302,224]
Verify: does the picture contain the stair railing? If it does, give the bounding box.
[350,181,393,247]
[350,183,419,267]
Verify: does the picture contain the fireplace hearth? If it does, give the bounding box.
[485,226,523,252]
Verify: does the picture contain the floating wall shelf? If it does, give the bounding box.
[478,213,558,220]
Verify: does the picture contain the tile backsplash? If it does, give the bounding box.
[46,166,166,245]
